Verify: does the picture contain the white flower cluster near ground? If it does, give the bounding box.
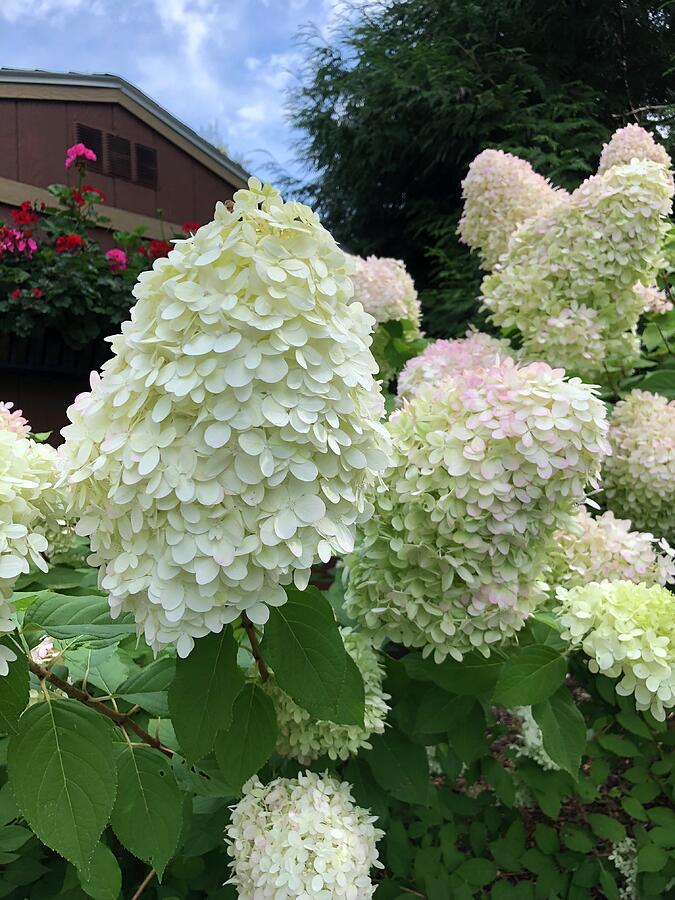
[344,358,609,661]
[557,580,675,720]
[262,627,389,763]
[511,706,559,771]
[225,771,383,899]
[59,178,391,657]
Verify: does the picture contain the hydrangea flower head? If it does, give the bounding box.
[482,160,674,380]
[633,282,673,315]
[262,628,389,763]
[458,149,565,270]
[0,428,63,674]
[0,402,29,436]
[397,329,513,401]
[344,359,609,662]
[225,771,383,898]
[511,706,559,771]
[557,580,675,721]
[59,178,391,658]
[602,390,675,538]
[598,124,671,175]
[549,507,675,590]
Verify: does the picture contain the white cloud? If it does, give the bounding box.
[0,0,96,24]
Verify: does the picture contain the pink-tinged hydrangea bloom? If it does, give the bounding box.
[64,142,97,168]
[557,580,675,721]
[59,178,391,658]
[458,149,566,271]
[598,123,671,175]
[482,160,673,380]
[549,507,675,591]
[105,248,127,272]
[344,359,609,662]
[262,628,389,763]
[226,771,384,899]
[633,282,673,315]
[0,402,30,436]
[397,329,513,401]
[348,254,421,327]
[602,390,675,538]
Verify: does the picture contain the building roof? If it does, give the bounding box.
[0,68,249,189]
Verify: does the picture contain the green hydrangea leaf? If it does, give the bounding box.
[215,683,277,792]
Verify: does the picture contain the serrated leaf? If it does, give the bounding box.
[494,645,566,706]
[7,700,116,875]
[0,638,28,734]
[365,725,429,805]
[215,683,277,792]
[532,688,586,778]
[118,657,176,717]
[78,843,122,900]
[110,744,182,878]
[24,593,135,645]
[66,646,130,694]
[261,586,365,725]
[169,628,244,763]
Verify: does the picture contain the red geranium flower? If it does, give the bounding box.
[139,239,171,260]
[182,220,200,234]
[83,185,106,203]
[71,189,85,208]
[55,233,86,253]
[32,288,43,298]
[11,201,39,227]
[10,289,21,299]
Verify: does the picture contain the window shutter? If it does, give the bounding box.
[106,134,132,179]
[75,124,103,171]
[135,143,158,188]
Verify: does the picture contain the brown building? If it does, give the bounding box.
[0,68,249,437]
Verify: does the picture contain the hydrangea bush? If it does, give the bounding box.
[2,131,675,900]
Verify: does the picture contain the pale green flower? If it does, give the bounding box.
[557,580,675,721]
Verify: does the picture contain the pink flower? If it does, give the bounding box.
[65,142,97,169]
[105,248,127,272]
[0,401,30,436]
[0,226,37,259]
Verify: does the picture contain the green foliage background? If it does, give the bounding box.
[288,0,675,336]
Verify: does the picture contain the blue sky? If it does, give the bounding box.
[0,0,368,180]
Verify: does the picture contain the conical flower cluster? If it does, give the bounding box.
[458,148,565,271]
[598,123,671,175]
[602,390,675,539]
[344,359,609,661]
[481,159,673,379]
[262,628,389,763]
[226,771,383,898]
[59,178,391,657]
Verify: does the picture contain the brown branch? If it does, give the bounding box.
[28,660,173,758]
[131,868,156,900]
[240,612,269,682]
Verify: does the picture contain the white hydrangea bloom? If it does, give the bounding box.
[602,390,675,538]
[348,254,421,327]
[557,580,675,721]
[609,837,638,900]
[458,148,565,271]
[598,123,671,175]
[549,507,675,590]
[0,429,63,674]
[633,282,673,315]
[0,402,29,436]
[397,329,513,401]
[59,179,391,658]
[262,628,389,763]
[225,771,383,899]
[482,160,674,380]
[344,359,609,662]
[511,706,559,771]
[347,254,423,384]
